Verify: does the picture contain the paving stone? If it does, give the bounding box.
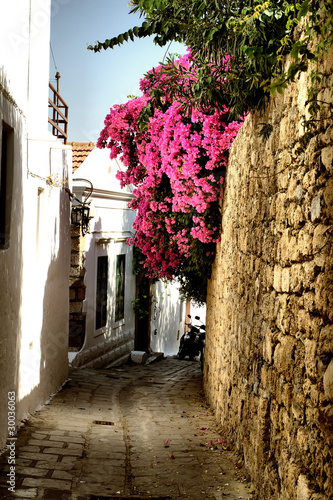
[2,487,38,498]
[28,439,65,448]
[51,469,75,481]
[18,445,40,453]
[0,358,252,499]
[15,459,33,467]
[59,456,81,466]
[30,433,48,440]
[35,460,77,471]
[43,447,83,457]
[22,477,72,490]
[48,435,85,444]
[13,466,48,477]
[18,452,59,462]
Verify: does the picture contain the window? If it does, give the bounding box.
[115,254,125,322]
[96,256,108,330]
[0,122,14,249]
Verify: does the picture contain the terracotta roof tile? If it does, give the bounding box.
[69,142,95,172]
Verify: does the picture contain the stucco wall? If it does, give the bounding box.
[69,150,137,368]
[0,0,71,450]
[205,51,333,499]
[150,280,186,356]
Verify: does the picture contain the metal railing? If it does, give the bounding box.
[48,75,68,144]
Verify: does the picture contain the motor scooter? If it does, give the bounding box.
[177,315,205,370]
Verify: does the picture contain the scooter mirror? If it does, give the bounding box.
[195,316,200,320]
[187,314,191,318]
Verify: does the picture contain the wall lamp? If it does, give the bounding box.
[66,178,94,236]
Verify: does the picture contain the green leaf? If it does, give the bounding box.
[297,0,311,20]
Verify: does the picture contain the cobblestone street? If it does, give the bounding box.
[0,358,254,499]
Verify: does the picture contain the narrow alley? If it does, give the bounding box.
[0,358,254,500]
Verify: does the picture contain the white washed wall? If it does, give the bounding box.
[0,0,71,450]
[70,149,137,368]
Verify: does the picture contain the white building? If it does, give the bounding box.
[0,1,72,450]
[68,145,187,367]
[68,146,137,368]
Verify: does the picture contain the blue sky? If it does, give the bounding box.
[49,0,185,143]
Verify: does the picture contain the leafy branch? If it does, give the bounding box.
[89,0,333,132]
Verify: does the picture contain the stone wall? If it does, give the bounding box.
[205,50,333,499]
[69,225,86,350]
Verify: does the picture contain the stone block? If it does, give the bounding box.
[281,268,290,292]
[297,474,310,500]
[302,261,317,290]
[273,266,282,292]
[304,339,317,380]
[70,301,83,314]
[19,452,59,461]
[273,337,296,380]
[296,184,303,202]
[35,460,78,471]
[303,292,316,314]
[313,224,330,254]
[311,495,328,500]
[311,192,322,222]
[52,469,75,480]
[76,287,86,300]
[318,324,333,360]
[289,204,305,229]
[71,237,80,251]
[281,382,293,410]
[323,176,333,216]
[275,193,287,224]
[71,252,81,267]
[323,360,333,400]
[15,466,48,477]
[70,266,82,279]
[5,489,38,498]
[43,446,83,456]
[28,439,64,448]
[286,174,298,202]
[321,146,333,174]
[297,226,313,259]
[262,329,276,364]
[71,226,81,238]
[22,477,71,491]
[290,263,303,294]
[302,167,316,192]
[296,427,309,453]
[275,294,291,334]
[315,273,333,321]
[292,393,305,423]
[279,230,297,266]
[131,351,148,364]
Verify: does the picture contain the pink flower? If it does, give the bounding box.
[97,51,244,284]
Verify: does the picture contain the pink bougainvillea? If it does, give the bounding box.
[98,50,244,302]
